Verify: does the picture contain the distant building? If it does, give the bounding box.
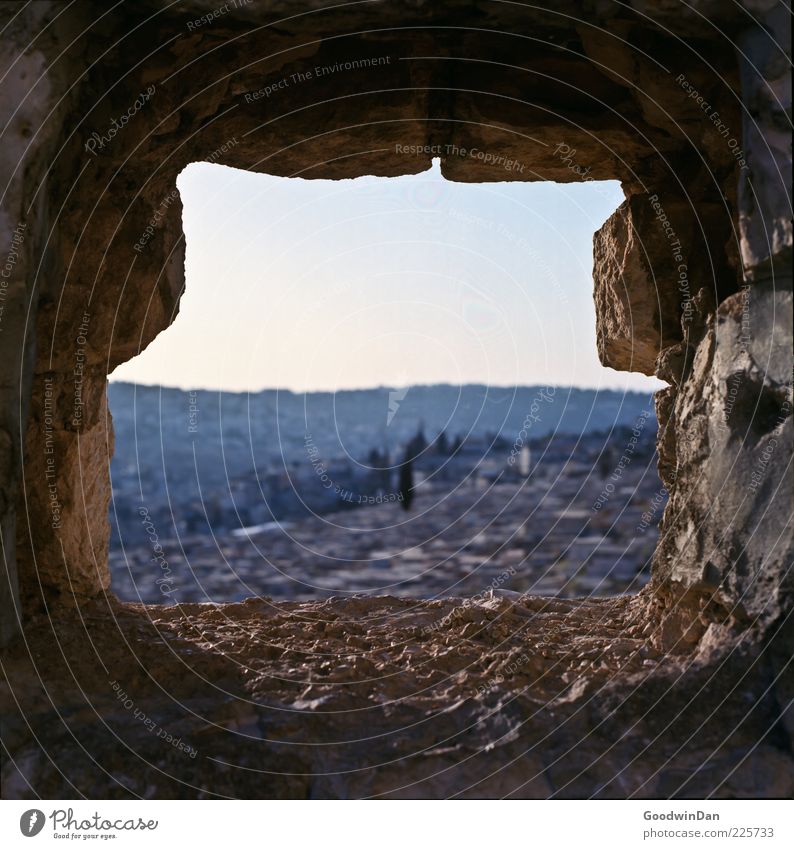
[518,445,531,476]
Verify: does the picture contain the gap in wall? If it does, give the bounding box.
[108,160,665,604]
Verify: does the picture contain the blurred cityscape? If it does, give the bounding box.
[108,383,665,603]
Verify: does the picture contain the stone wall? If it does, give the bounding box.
[0,1,790,644]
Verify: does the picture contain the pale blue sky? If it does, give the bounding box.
[110,160,662,393]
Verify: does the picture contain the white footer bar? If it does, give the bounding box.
[2,800,790,849]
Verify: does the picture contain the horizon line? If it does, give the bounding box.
[108,378,663,395]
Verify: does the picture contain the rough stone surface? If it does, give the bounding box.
[655,283,793,626]
[16,368,113,605]
[593,195,687,374]
[3,590,791,799]
[737,2,792,279]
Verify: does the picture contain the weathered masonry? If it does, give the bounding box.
[1,1,791,798]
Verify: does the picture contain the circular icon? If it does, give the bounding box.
[20,810,46,837]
